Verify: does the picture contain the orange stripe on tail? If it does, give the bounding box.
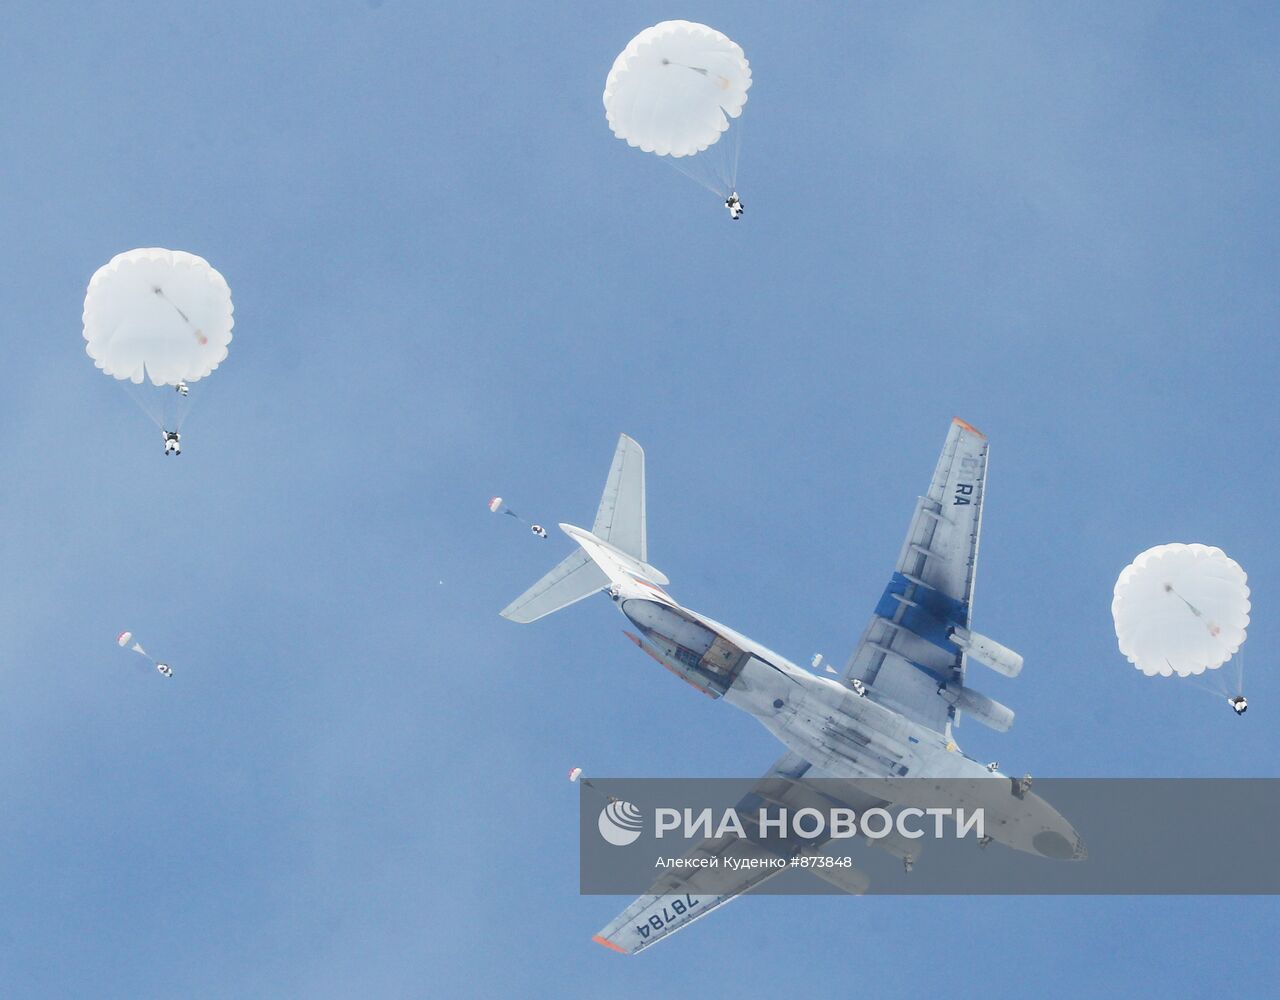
[592,935,627,954]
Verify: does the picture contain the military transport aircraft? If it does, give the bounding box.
[501,421,1084,954]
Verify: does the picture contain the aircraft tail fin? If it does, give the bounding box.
[592,434,647,562]
[499,435,649,624]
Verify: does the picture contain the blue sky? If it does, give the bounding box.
[0,1,1276,996]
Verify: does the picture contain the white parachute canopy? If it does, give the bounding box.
[603,21,750,196]
[1112,543,1250,678]
[116,628,151,659]
[84,248,233,433]
[568,767,583,783]
[84,248,233,387]
[489,496,519,518]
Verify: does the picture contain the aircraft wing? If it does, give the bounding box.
[840,418,989,735]
[591,752,871,955]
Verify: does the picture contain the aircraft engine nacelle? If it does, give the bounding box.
[939,682,1015,733]
[947,626,1023,678]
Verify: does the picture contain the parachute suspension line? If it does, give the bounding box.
[1176,667,1228,698]
[665,122,743,200]
[170,378,201,432]
[1163,583,1221,637]
[575,774,621,807]
[123,377,166,430]
[1172,653,1243,699]
[668,155,728,197]
[121,372,199,432]
[673,114,743,198]
[152,286,209,346]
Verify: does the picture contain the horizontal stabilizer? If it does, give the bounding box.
[499,550,610,624]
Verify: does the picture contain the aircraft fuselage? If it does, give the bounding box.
[616,588,1084,861]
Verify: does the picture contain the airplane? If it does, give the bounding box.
[500,420,1085,955]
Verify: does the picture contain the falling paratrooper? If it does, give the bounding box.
[603,20,751,217]
[116,630,173,678]
[1111,543,1250,715]
[83,248,234,455]
[488,496,549,539]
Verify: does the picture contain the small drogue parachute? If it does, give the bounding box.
[568,767,601,795]
[84,248,234,442]
[604,21,751,204]
[116,629,173,678]
[1112,543,1249,709]
[489,496,521,520]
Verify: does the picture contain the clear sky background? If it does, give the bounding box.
[0,1,1276,996]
